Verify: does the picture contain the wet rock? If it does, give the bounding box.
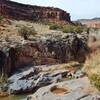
[0,92,9,97]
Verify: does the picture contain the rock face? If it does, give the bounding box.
[0,33,88,76]
[79,19,100,29]
[27,77,99,100]
[0,0,71,24]
[6,63,85,94]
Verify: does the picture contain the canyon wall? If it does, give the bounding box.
[0,0,71,24]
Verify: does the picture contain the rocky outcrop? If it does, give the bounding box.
[27,77,99,100]
[0,0,71,24]
[4,63,85,94]
[0,32,89,76]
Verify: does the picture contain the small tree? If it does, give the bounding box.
[18,26,37,40]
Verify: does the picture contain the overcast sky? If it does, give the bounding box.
[11,0,100,20]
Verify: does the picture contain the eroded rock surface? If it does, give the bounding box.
[6,63,85,94]
[0,32,88,76]
[27,77,99,100]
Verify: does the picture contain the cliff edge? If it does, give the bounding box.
[0,0,71,24]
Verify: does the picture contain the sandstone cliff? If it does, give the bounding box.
[0,0,71,24]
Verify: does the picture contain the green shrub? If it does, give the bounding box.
[49,24,62,30]
[90,74,100,91]
[63,25,75,33]
[0,15,4,21]
[18,26,37,40]
[63,25,83,33]
[49,23,84,33]
[74,25,83,33]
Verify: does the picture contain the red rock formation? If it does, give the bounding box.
[0,0,71,24]
[0,32,89,76]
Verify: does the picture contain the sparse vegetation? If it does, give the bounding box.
[62,25,75,33]
[0,16,4,21]
[84,49,100,91]
[18,25,37,40]
[49,24,84,33]
[89,74,100,90]
[0,74,8,84]
[74,25,83,33]
[49,24,62,30]
[63,25,83,33]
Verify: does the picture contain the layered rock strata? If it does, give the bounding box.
[0,0,71,24]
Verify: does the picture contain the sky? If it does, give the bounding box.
[11,0,100,20]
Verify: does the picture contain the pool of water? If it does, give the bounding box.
[0,94,28,100]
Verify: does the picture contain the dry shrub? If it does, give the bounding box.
[84,48,100,90]
[88,40,100,52]
[18,25,37,40]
